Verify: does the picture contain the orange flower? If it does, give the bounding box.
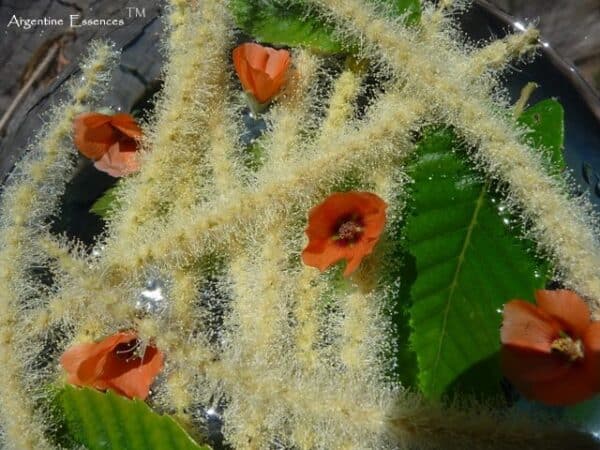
[233,43,291,104]
[302,192,387,277]
[73,112,141,177]
[60,332,164,400]
[501,289,600,405]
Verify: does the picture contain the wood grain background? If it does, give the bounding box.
[0,0,163,180]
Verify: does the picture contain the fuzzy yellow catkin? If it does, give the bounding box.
[153,269,216,415]
[311,0,600,312]
[219,231,295,448]
[292,266,325,371]
[106,0,233,250]
[165,0,191,49]
[318,69,361,139]
[0,42,116,450]
[233,230,290,357]
[288,69,363,373]
[36,234,89,280]
[337,170,397,371]
[262,49,320,168]
[338,290,376,370]
[206,94,244,196]
[58,0,235,334]
[468,27,539,78]
[206,357,393,449]
[419,0,456,35]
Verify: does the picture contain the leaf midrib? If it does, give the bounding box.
[428,183,487,391]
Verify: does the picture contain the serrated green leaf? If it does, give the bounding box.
[90,185,120,218]
[406,129,549,400]
[518,99,565,170]
[57,386,209,450]
[229,0,420,54]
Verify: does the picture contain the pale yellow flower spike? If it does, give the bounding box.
[0,41,117,450]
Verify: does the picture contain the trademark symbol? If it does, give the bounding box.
[127,7,146,18]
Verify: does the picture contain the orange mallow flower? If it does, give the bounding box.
[501,289,600,405]
[302,192,387,277]
[73,112,142,177]
[233,43,291,104]
[60,331,164,400]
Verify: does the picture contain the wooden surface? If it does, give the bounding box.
[0,0,163,181]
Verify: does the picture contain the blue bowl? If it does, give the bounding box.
[466,1,600,208]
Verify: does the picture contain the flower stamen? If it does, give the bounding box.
[551,336,584,362]
[114,339,141,362]
[335,219,363,243]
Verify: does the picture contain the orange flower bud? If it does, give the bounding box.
[233,43,291,104]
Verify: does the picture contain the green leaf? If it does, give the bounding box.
[518,99,565,170]
[229,0,421,54]
[90,185,120,218]
[386,0,421,25]
[230,0,344,54]
[406,129,548,400]
[57,386,209,450]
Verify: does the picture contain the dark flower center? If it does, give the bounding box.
[114,339,141,362]
[334,217,363,244]
[551,335,584,362]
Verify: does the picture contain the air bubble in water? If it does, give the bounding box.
[136,278,167,314]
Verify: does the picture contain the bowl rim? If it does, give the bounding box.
[475,0,600,123]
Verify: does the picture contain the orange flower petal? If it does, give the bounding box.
[233,48,255,93]
[233,43,290,104]
[73,112,115,160]
[501,293,600,405]
[523,360,599,405]
[61,332,136,384]
[584,321,600,353]
[344,254,363,277]
[302,240,350,272]
[501,345,571,384]
[341,238,378,276]
[361,211,387,240]
[76,112,113,129]
[500,300,561,352]
[104,346,164,399]
[306,192,371,236]
[264,48,291,79]
[61,332,162,400]
[582,322,600,387]
[251,70,280,104]
[535,289,591,338]
[60,342,103,385]
[94,142,140,177]
[242,43,270,71]
[110,113,142,140]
